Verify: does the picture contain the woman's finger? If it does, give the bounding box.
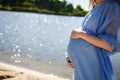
[66,56,74,68]
[67,60,74,68]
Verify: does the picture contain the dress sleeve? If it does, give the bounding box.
[98,17,118,56]
[98,34,117,56]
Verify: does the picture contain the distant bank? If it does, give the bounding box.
[0,0,88,17]
[0,6,88,17]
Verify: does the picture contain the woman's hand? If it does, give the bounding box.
[70,28,85,39]
[66,56,74,68]
[70,29,113,52]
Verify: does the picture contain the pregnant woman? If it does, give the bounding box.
[66,0,120,80]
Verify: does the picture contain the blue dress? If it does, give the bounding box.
[67,0,120,80]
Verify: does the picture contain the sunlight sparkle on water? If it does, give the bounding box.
[17,49,21,53]
[11,56,14,58]
[14,24,19,31]
[14,60,21,63]
[6,25,11,29]
[11,52,21,58]
[0,33,3,36]
[14,54,17,57]
[31,37,36,41]
[43,17,48,23]
[29,55,32,58]
[27,54,32,58]
[65,52,67,56]
[39,43,43,47]
[1,40,5,43]
[15,45,19,48]
[49,61,52,64]
[13,49,16,52]
[17,53,20,56]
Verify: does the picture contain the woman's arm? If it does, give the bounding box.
[70,30,113,52]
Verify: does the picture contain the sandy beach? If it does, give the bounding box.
[0,62,70,80]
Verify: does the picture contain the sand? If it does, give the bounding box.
[0,62,69,80]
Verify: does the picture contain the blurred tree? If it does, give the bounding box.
[51,0,64,13]
[34,0,72,13]
[34,0,48,9]
[64,3,73,13]
[22,1,34,7]
[0,0,2,4]
[76,5,83,11]
[2,0,25,6]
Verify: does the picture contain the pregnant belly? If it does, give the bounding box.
[67,39,102,80]
[67,39,98,64]
[67,39,92,54]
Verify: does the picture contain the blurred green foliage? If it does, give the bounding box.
[0,0,88,16]
[0,4,2,9]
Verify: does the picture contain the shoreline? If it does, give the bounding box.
[0,57,120,80]
[0,61,70,80]
[0,51,73,80]
[0,8,87,17]
[0,10,83,18]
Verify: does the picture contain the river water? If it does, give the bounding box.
[0,11,120,79]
